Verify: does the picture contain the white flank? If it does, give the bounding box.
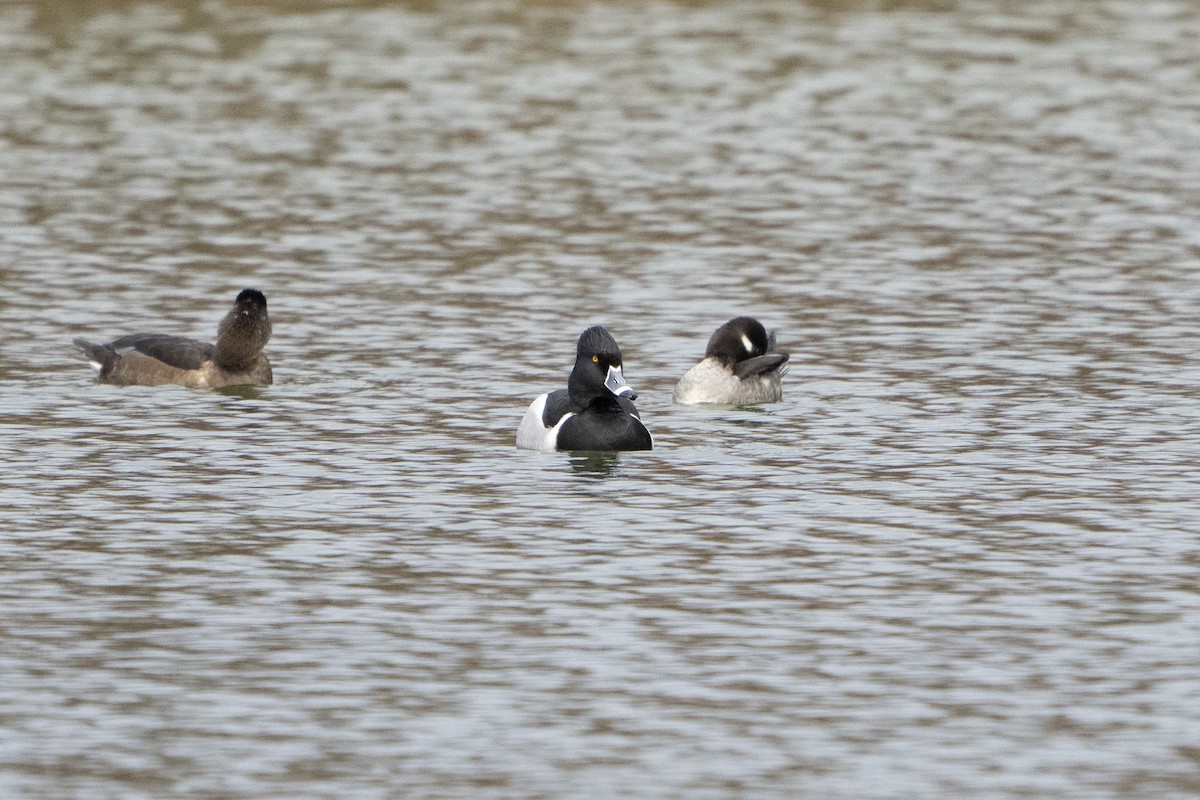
[516,394,574,451]
[673,357,782,405]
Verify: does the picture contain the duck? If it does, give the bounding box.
[517,325,653,452]
[73,288,273,388]
[673,316,788,405]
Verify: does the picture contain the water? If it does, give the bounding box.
[2,1,1200,797]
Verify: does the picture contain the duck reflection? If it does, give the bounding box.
[567,450,622,478]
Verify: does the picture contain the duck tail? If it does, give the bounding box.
[73,338,117,377]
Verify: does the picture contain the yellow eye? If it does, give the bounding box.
[592,355,599,363]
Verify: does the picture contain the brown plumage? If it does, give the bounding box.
[73,289,273,388]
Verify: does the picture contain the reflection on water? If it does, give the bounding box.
[2,0,1200,798]
[213,384,266,401]
[565,450,626,478]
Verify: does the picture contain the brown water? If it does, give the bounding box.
[2,1,1199,798]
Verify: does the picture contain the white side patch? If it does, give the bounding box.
[546,412,575,448]
[741,334,754,354]
[517,394,572,451]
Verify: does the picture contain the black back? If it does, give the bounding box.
[540,389,575,428]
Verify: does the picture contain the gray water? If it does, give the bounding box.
[2,1,1199,798]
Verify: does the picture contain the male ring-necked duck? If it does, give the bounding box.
[517,325,653,452]
[73,288,273,388]
[673,316,788,405]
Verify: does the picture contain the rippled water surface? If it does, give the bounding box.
[3,1,1200,798]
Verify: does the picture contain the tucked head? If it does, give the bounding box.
[215,287,272,368]
[570,325,636,404]
[234,288,268,315]
[705,316,773,365]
